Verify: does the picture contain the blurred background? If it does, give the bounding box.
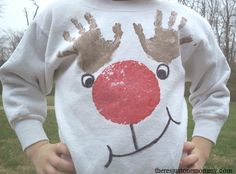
[0,0,235,173]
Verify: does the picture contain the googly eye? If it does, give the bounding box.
[156,64,169,80]
[81,74,95,88]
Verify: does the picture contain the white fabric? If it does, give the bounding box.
[0,0,230,173]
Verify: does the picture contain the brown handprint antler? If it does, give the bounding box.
[133,10,192,64]
[58,13,123,74]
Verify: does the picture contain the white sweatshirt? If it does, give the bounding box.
[0,0,230,173]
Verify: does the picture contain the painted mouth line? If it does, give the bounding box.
[104,107,181,168]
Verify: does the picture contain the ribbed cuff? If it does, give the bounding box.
[192,116,225,144]
[14,119,48,151]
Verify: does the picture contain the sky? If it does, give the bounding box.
[0,0,51,31]
[0,0,178,31]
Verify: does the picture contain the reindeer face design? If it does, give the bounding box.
[58,10,192,168]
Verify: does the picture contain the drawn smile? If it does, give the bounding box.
[104,107,181,168]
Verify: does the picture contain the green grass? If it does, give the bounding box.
[0,98,235,173]
[46,96,54,106]
[229,63,236,101]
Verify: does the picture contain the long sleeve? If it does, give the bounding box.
[181,18,231,143]
[0,22,53,150]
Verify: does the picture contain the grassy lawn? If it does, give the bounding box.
[0,97,235,173]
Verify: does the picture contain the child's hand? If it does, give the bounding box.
[179,142,203,171]
[178,137,213,174]
[25,141,76,174]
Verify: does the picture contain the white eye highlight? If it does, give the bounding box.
[81,74,95,88]
[156,64,169,80]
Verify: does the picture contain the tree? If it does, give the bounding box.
[24,0,39,26]
[0,0,6,66]
[178,0,236,63]
[0,0,39,66]
[220,0,236,62]
[0,31,23,66]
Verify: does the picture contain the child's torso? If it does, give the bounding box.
[42,0,196,173]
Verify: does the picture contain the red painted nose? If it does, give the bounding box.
[92,60,160,125]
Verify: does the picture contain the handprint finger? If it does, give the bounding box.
[180,35,193,45]
[71,18,85,34]
[178,17,187,30]
[57,48,78,58]
[154,10,163,29]
[63,31,75,42]
[168,11,177,29]
[84,12,98,30]
[133,23,145,39]
[133,23,149,53]
[111,23,123,50]
[113,23,123,39]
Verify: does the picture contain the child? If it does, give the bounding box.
[0,0,230,173]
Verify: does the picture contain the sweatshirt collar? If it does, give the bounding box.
[79,0,161,12]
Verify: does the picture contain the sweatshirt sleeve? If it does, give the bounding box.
[181,17,231,144]
[0,21,53,150]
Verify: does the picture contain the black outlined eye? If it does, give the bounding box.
[81,74,95,88]
[156,64,169,80]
